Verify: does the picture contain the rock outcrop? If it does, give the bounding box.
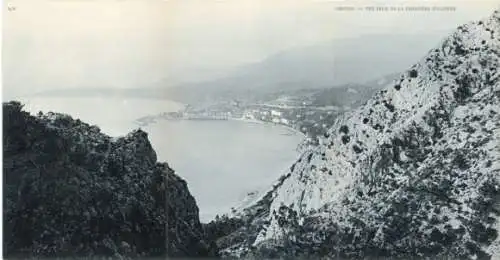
[3,101,217,258]
[214,9,500,259]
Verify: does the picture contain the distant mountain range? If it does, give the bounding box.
[159,33,446,102]
[31,33,447,105]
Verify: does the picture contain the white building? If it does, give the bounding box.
[271,110,282,117]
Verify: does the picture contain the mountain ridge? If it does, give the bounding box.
[213,8,500,259]
[2,101,218,258]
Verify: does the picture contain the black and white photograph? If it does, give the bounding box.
[2,0,500,259]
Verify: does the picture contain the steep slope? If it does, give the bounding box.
[3,101,217,258]
[217,9,500,259]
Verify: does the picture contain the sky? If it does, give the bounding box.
[2,0,500,99]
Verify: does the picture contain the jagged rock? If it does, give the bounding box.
[2,101,218,258]
[215,9,500,259]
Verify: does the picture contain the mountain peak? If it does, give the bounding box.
[215,8,500,259]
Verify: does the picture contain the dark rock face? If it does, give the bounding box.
[3,101,217,258]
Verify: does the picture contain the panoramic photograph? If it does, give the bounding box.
[2,0,500,258]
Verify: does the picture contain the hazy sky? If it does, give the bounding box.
[2,0,499,98]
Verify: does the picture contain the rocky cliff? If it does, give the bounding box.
[3,101,217,258]
[213,9,500,259]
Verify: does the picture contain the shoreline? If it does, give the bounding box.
[136,113,308,139]
[137,113,308,223]
[229,117,307,139]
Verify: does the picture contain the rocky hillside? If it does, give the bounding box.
[3,101,217,258]
[213,9,500,259]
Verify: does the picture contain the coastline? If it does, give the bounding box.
[229,117,307,139]
[136,112,307,223]
[135,112,308,140]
